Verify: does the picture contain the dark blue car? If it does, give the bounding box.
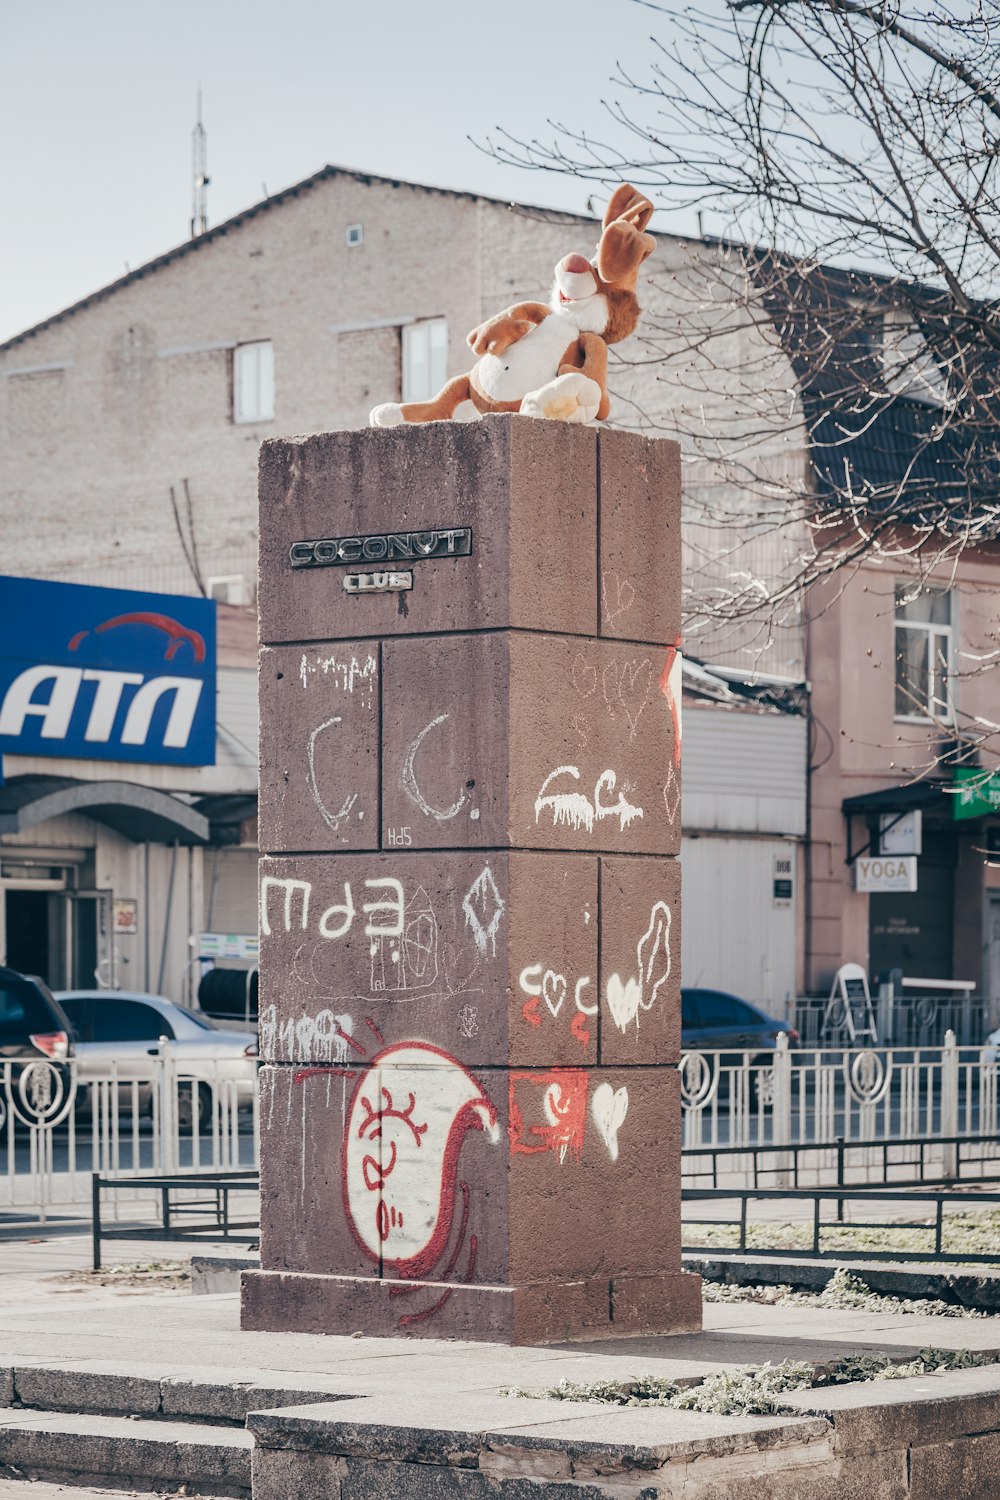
[681,987,798,1057]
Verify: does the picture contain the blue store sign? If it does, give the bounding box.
[0,577,216,767]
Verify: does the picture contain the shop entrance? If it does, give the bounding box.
[2,874,112,989]
[868,830,957,980]
[4,890,53,979]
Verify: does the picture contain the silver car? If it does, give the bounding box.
[56,990,258,1133]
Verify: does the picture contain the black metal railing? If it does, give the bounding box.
[683,1184,1000,1263]
[91,1170,259,1270]
[682,1134,1000,1190]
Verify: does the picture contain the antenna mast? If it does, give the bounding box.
[191,88,209,238]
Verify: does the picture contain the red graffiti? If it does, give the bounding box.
[69,612,207,663]
[658,635,682,769]
[508,1069,588,1163]
[293,1066,357,1085]
[521,994,542,1028]
[342,1042,500,1280]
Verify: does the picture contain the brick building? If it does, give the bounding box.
[7,163,992,1019]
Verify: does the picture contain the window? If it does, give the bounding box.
[895,585,953,720]
[880,308,946,406]
[206,574,251,606]
[233,340,274,424]
[402,319,448,403]
[91,1000,175,1043]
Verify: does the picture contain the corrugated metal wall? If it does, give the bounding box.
[681,835,798,1006]
[683,707,807,835]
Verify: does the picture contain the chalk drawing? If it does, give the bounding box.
[591,1082,629,1162]
[370,885,439,993]
[260,1003,356,1064]
[306,716,359,833]
[662,764,681,825]
[462,866,505,957]
[534,766,643,835]
[402,713,469,822]
[458,1005,479,1039]
[343,1041,500,1275]
[260,874,404,941]
[605,901,672,1032]
[601,572,636,631]
[571,652,597,698]
[300,650,377,696]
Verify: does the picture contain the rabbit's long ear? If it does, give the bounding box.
[603,183,654,233]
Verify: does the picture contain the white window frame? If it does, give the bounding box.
[233,340,274,424]
[402,318,448,404]
[894,584,954,723]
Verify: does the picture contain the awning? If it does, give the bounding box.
[842,781,951,817]
[0,776,209,844]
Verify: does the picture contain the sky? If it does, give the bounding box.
[0,0,708,344]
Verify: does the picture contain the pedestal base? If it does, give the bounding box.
[241,1267,703,1344]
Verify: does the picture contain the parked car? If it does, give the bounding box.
[0,967,76,1132]
[682,988,798,1054]
[56,990,258,1133]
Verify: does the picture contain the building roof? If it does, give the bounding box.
[0,165,598,353]
[752,254,1000,527]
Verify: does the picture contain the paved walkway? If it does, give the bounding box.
[1,1231,998,1398]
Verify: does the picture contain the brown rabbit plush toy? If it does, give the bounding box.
[369,185,655,428]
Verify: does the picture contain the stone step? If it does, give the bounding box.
[0,1479,156,1500]
[0,1408,252,1497]
[2,1364,341,1426]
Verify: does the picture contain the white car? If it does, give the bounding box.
[56,990,258,1133]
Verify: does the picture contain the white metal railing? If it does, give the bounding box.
[0,1049,259,1221]
[4,1036,998,1218]
[681,1032,1000,1187]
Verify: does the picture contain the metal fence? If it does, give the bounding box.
[791,988,992,1048]
[3,1036,999,1220]
[0,1050,259,1221]
[681,1032,1000,1187]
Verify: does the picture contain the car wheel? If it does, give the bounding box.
[177,1083,213,1136]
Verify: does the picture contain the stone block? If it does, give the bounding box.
[258,419,599,645]
[598,426,681,645]
[13,1365,161,1416]
[909,1431,1000,1500]
[253,420,693,1345]
[259,643,380,853]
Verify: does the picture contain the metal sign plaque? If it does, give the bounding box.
[343,570,413,595]
[289,527,472,570]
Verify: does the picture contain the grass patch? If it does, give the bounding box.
[50,1259,191,1290]
[685,1205,1000,1259]
[702,1266,988,1318]
[501,1346,996,1418]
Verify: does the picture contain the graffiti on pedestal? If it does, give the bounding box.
[605,901,672,1034]
[508,1068,629,1166]
[518,966,595,1050]
[534,765,644,835]
[343,1041,500,1272]
[508,1068,588,1163]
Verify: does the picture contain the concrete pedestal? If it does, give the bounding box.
[244,415,701,1342]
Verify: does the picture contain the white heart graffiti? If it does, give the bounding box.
[542,970,567,1017]
[605,901,672,1033]
[591,1083,629,1162]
